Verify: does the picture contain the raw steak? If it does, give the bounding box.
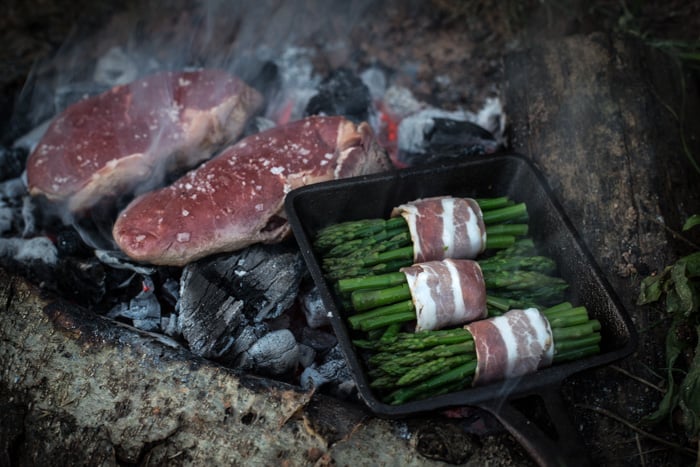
[26,69,263,212]
[113,115,392,266]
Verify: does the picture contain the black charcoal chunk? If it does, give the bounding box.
[301,327,337,355]
[0,146,28,182]
[234,329,299,378]
[300,285,331,329]
[397,115,500,166]
[305,68,372,123]
[108,276,161,331]
[298,343,316,368]
[177,244,306,360]
[299,345,355,399]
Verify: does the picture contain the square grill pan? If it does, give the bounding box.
[285,153,636,465]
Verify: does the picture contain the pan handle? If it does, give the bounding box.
[478,385,592,467]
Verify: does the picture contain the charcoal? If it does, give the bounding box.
[299,345,354,399]
[0,146,28,182]
[107,276,161,331]
[269,46,320,122]
[300,285,331,328]
[0,204,14,234]
[56,228,93,257]
[160,277,180,308]
[53,256,107,307]
[305,68,371,123]
[0,177,28,200]
[297,343,316,368]
[397,113,500,166]
[234,329,299,378]
[177,244,306,360]
[301,327,337,355]
[161,313,180,338]
[226,323,269,362]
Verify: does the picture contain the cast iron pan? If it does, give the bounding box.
[285,153,637,466]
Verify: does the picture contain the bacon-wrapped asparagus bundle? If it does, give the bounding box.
[315,196,529,281]
[342,255,568,333]
[354,303,601,405]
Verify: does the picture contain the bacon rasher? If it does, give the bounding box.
[465,307,554,386]
[391,196,486,263]
[401,258,487,331]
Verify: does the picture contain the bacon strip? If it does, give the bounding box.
[466,308,554,386]
[391,196,486,263]
[401,259,487,331]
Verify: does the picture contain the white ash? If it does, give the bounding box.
[360,67,387,101]
[0,176,29,200]
[107,276,162,332]
[0,175,39,239]
[160,313,181,338]
[265,46,320,121]
[382,85,425,119]
[398,108,479,154]
[300,286,330,329]
[94,249,156,276]
[476,97,507,144]
[21,196,37,237]
[234,329,299,378]
[299,345,354,399]
[0,204,13,234]
[227,323,268,362]
[0,236,58,265]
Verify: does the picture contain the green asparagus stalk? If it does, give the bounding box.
[357,303,602,404]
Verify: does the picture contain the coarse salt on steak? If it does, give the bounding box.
[113,115,392,266]
[400,258,487,331]
[26,69,263,212]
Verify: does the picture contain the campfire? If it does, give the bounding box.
[7,1,697,465]
[0,2,506,399]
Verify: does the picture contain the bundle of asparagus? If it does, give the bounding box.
[341,239,569,332]
[354,302,601,405]
[315,196,529,281]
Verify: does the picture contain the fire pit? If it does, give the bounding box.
[2,0,700,465]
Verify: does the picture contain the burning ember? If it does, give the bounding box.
[0,0,506,401]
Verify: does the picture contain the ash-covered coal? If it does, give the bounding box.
[398,117,500,166]
[177,243,307,361]
[0,147,28,182]
[305,67,372,123]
